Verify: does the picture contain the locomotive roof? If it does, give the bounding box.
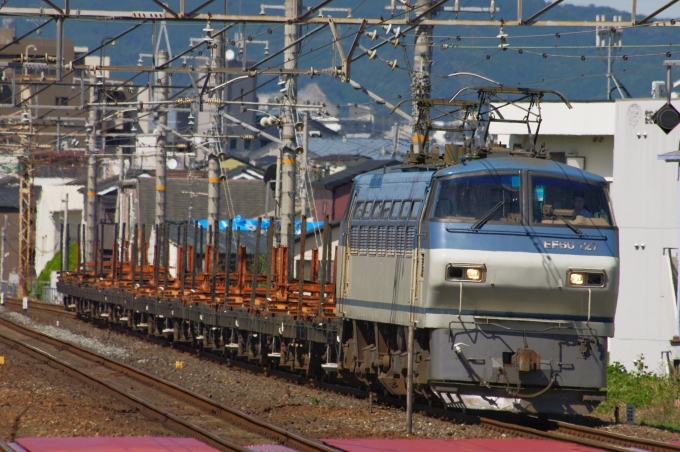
[433,157,607,184]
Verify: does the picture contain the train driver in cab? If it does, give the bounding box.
[572,192,592,218]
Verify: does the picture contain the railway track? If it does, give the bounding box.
[4,299,680,452]
[0,313,340,452]
[2,297,76,317]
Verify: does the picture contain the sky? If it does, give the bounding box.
[564,0,680,16]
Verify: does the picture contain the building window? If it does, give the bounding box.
[244,139,252,150]
[55,97,68,106]
[229,138,237,150]
[549,152,565,164]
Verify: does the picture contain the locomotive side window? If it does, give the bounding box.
[353,202,364,218]
[431,172,521,223]
[382,201,392,218]
[363,201,373,218]
[372,201,383,218]
[391,201,402,218]
[531,174,613,227]
[410,201,422,219]
[401,201,413,218]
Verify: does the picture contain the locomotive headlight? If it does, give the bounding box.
[446,264,486,283]
[567,269,606,288]
[466,268,482,280]
[569,273,585,285]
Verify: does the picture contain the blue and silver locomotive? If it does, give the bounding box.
[335,90,618,414]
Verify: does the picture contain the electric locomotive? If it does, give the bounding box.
[336,156,617,413]
[333,87,618,413]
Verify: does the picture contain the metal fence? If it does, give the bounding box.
[41,286,64,304]
[0,281,18,297]
[0,281,63,304]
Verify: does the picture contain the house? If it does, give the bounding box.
[312,159,399,222]
[34,180,84,277]
[118,172,268,230]
[0,181,21,282]
[219,155,265,180]
[489,101,616,179]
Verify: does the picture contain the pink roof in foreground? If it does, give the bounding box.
[14,437,219,452]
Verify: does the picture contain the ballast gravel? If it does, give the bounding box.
[0,337,177,442]
[5,302,680,445]
[0,304,501,440]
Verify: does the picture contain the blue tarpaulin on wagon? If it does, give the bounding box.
[197,216,324,235]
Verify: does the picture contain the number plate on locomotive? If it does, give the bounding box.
[543,240,598,251]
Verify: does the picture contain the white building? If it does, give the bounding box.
[34,180,84,277]
[492,101,615,178]
[611,98,680,373]
[492,97,680,372]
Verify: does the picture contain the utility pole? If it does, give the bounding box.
[115,146,124,227]
[18,157,33,297]
[406,0,433,434]
[0,215,6,282]
[155,49,168,227]
[392,124,400,159]
[86,71,98,266]
[86,154,97,266]
[208,157,220,224]
[56,118,61,152]
[279,0,301,247]
[213,28,225,136]
[88,75,98,152]
[411,0,433,157]
[55,15,64,81]
[596,15,623,100]
[300,113,309,219]
[18,109,34,297]
[62,194,68,271]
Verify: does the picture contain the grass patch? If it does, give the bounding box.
[37,242,77,282]
[595,355,680,430]
[33,243,77,299]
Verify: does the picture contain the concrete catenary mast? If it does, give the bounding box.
[155,49,168,227]
[411,0,433,157]
[279,0,301,247]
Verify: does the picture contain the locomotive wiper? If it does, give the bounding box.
[470,201,504,230]
[550,208,582,235]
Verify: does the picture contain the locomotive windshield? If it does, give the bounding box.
[431,172,521,223]
[531,174,613,227]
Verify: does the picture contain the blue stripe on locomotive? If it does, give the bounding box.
[426,223,619,258]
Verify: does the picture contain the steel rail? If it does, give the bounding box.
[554,421,680,452]
[0,315,341,452]
[3,297,76,317]
[0,321,250,452]
[4,300,680,451]
[476,417,674,452]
